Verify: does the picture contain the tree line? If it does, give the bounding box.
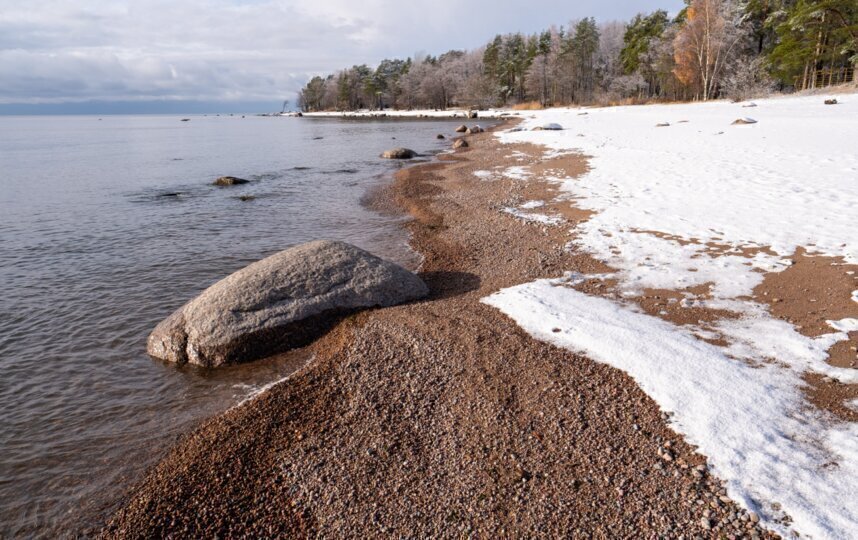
[297,0,857,111]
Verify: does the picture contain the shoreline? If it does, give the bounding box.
[101,122,775,537]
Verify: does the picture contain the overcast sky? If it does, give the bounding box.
[0,0,683,113]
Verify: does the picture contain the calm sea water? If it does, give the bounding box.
[0,114,469,537]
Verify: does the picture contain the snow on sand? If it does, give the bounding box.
[484,93,858,539]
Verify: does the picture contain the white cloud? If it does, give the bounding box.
[0,0,682,105]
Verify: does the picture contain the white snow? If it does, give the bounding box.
[828,318,858,333]
[502,207,563,226]
[502,166,532,180]
[484,280,858,539]
[485,92,858,539]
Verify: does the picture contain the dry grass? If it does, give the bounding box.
[511,101,544,110]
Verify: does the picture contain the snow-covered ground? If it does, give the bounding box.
[483,93,858,539]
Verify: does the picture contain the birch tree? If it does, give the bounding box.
[673,0,746,100]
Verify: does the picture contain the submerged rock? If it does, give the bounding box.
[380,148,417,159]
[147,240,429,367]
[453,139,469,149]
[213,176,250,186]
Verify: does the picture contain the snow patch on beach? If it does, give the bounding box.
[486,93,858,539]
[503,166,532,181]
[828,318,858,333]
[502,207,562,226]
[484,281,858,539]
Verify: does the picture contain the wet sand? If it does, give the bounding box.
[101,125,777,538]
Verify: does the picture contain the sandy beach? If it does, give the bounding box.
[100,123,779,538]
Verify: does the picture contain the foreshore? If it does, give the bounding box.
[100,121,776,538]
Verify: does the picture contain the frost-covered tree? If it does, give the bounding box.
[673,0,746,100]
[296,1,855,110]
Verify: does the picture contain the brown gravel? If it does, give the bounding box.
[101,125,777,538]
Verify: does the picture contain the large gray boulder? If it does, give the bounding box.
[147,240,429,367]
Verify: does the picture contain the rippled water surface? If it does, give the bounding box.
[0,114,468,536]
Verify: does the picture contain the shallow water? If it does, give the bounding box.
[0,114,469,536]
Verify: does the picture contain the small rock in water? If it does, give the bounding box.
[656,122,670,127]
[238,195,256,201]
[213,176,250,186]
[455,124,468,133]
[380,148,417,159]
[541,123,563,130]
[453,139,469,149]
[436,134,445,139]
[824,98,838,105]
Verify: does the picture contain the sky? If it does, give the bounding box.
[0,0,683,114]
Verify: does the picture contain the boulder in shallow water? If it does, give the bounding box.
[147,240,429,367]
[380,148,417,159]
[436,134,445,139]
[455,125,468,133]
[213,176,250,186]
[824,98,838,105]
[453,138,469,149]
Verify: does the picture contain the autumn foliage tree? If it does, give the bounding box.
[673,0,745,100]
